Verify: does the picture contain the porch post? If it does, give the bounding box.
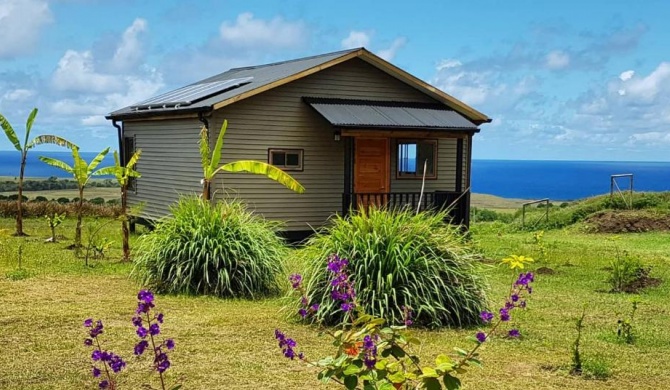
[342,136,353,216]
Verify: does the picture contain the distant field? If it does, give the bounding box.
[0,187,119,201]
[471,192,527,211]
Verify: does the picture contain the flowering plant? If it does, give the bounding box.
[83,290,179,390]
[275,254,535,389]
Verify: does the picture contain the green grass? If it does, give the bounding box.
[1,217,670,389]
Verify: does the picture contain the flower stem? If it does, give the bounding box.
[145,312,166,390]
[95,338,115,389]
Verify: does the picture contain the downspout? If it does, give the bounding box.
[112,120,123,162]
[197,111,211,199]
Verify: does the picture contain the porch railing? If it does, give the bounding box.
[342,191,470,226]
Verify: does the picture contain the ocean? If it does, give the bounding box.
[1,151,670,201]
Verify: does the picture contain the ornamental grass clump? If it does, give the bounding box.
[275,253,536,389]
[134,196,285,298]
[298,208,487,327]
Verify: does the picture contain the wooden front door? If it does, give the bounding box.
[354,138,390,208]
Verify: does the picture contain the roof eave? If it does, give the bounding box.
[105,106,212,121]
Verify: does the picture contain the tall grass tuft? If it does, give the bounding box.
[134,196,286,298]
[299,208,488,328]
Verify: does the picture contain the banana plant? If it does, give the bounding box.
[0,108,76,236]
[199,119,305,199]
[40,147,111,253]
[95,150,141,262]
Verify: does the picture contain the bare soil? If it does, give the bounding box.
[585,210,670,233]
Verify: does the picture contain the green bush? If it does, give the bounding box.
[471,207,515,223]
[33,196,49,202]
[134,196,286,298]
[299,208,487,328]
[89,197,105,205]
[57,197,70,204]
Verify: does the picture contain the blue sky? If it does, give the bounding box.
[1,0,669,161]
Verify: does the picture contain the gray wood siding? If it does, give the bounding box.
[124,119,202,219]
[210,59,437,230]
[390,138,460,193]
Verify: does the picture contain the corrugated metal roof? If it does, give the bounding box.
[107,48,360,119]
[305,98,478,130]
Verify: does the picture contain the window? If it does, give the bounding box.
[268,149,303,171]
[124,136,137,191]
[396,139,437,179]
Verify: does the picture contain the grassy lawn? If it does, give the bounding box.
[1,217,669,389]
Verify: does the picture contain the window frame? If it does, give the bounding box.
[267,148,304,172]
[395,139,438,180]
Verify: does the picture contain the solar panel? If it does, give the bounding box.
[130,77,253,111]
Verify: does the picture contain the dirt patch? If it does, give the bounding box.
[536,267,556,275]
[621,275,663,293]
[585,210,670,233]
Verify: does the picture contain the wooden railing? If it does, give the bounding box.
[342,191,470,226]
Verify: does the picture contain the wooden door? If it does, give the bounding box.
[354,138,390,209]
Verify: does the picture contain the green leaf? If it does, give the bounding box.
[378,383,396,390]
[28,134,77,150]
[435,354,454,371]
[0,113,21,151]
[198,126,211,177]
[453,347,469,357]
[39,156,74,174]
[221,160,305,193]
[407,337,422,345]
[421,366,439,378]
[169,386,182,390]
[467,357,483,368]
[423,377,442,390]
[390,345,406,358]
[343,375,358,390]
[442,374,461,390]
[343,364,361,376]
[23,108,37,148]
[209,120,227,175]
[387,371,405,384]
[88,147,110,175]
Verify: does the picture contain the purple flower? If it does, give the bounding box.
[275,329,302,360]
[136,326,148,338]
[134,340,149,356]
[520,300,527,308]
[138,290,154,304]
[341,303,354,312]
[476,331,487,343]
[166,339,175,350]
[480,310,494,323]
[91,350,102,361]
[132,316,143,327]
[327,254,349,274]
[402,306,414,327]
[84,338,93,346]
[99,380,109,389]
[289,274,303,289]
[84,319,93,327]
[157,313,164,324]
[149,323,160,336]
[298,308,308,318]
[310,303,320,312]
[92,367,101,378]
[511,294,519,302]
[508,329,521,338]
[499,308,510,322]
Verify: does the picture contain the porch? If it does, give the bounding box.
[341,190,470,225]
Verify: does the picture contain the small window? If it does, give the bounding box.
[123,136,137,191]
[268,149,303,171]
[397,140,437,179]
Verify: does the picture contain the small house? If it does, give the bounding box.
[106,48,490,240]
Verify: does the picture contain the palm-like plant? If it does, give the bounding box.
[199,120,305,199]
[0,108,76,236]
[39,147,110,251]
[95,150,141,261]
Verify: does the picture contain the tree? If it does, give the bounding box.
[0,108,75,236]
[39,147,110,251]
[199,120,305,199]
[95,150,141,262]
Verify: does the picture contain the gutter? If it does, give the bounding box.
[112,120,123,161]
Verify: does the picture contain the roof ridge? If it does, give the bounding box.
[229,48,361,71]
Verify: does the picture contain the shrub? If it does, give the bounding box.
[57,197,70,204]
[90,197,105,205]
[7,194,28,201]
[471,207,515,223]
[32,195,49,202]
[134,196,286,298]
[0,200,120,218]
[106,199,120,205]
[298,208,487,328]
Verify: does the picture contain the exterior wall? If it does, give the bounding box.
[210,58,437,231]
[123,118,203,219]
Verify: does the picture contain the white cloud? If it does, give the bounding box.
[377,37,407,61]
[0,0,52,59]
[628,131,670,144]
[2,89,35,102]
[110,18,148,72]
[619,70,635,81]
[219,12,307,50]
[52,50,124,93]
[545,50,570,70]
[618,62,670,102]
[341,31,371,49]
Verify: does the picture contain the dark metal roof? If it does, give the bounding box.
[107,49,360,120]
[304,98,478,130]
